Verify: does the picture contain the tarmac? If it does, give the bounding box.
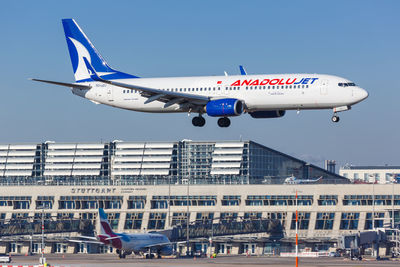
[5,254,400,267]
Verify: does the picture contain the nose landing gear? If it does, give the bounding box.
[217,117,231,128]
[331,114,340,123]
[192,116,206,127]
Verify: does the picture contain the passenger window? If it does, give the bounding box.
[246,87,248,90]
[306,85,309,88]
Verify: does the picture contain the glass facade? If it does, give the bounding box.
[0,141,348,186]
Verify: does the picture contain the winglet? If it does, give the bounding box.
[83,57,103,82]
[239,65,247,75]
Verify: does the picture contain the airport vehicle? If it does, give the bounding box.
[75,209,173,259]
[0,255,11,263]
[33,19,369,127]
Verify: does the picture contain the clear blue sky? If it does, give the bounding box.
[0,0,399,169]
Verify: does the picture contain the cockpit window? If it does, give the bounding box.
[338,82,356,87]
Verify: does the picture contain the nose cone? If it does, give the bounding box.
[354,87,368,102]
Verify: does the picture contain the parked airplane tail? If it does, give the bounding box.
[98,208,116,236]
[62,19,138,83]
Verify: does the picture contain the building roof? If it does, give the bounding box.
[341,166,400,170]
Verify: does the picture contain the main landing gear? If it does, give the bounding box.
[191,115,231,128]
[192,116,206,127]
[218,117,231,128]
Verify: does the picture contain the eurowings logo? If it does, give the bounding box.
[68,37,115,81]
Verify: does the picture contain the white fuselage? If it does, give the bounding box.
[99,232,172,255]
[73,73,368,114]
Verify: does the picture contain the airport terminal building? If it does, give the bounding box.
[0,140,399,256]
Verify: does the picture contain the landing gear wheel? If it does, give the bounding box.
[331,115,340,123]
[192,116,206,127]
[217,117,231,127]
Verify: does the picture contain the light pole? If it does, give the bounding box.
[292,189,302,267]
[40,206,47,265]
[186,176,190,256]
[295,190,298,267]
[168,176,171,228]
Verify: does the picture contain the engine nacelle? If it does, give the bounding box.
[249,110,286,118]
[205,98,243,117]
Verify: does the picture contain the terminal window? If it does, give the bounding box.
[107,213,120,230]
[196,212,214,224]
[315,212,335,230]
[124,213,143,230]
[244,212,262,220]
[221,196,241,206]
[36,196,54,209]
[290,212,310,230]
[148,212,166,230]
[220,212,238,223]
[340,212,359,230]
[364,212,385,229]
[265,212,287,228]
[317,195,338,206]
[127,196,146,209]
[171,212,189,226]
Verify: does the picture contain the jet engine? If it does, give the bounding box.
[205,98,243,117]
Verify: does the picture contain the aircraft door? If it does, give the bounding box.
[106,87,114,102]
[320,79,328,95]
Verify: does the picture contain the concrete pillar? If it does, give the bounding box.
[67,245,75,253]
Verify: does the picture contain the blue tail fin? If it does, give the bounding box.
[62,19,138,82]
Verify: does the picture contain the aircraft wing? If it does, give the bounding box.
[83,58,211,108]
[105,236,122,241]
[69,239,104,244]
[141,242,172,249]
[77,235,98,240]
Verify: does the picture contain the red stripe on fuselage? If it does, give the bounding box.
[100,222,123,249]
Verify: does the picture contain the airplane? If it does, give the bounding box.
[72,208,173,259]
[32,19,369,128]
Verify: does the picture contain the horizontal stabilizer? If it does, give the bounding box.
[105,236,121,241]
[31,78,91,90]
